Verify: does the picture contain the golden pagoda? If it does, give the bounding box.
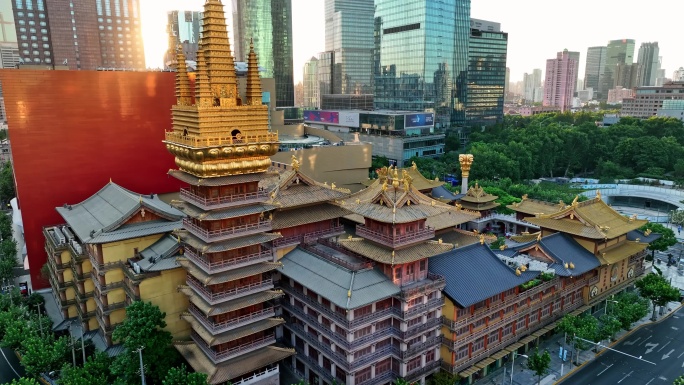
[166,1,293,383]
[457,182,500,215]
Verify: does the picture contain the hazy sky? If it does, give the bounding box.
[141,0,683,84]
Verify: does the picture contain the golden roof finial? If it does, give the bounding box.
[245,38,263,105]
[291,155,300,172]
[438,238,443,244]
[569,262,575,269]
[459,154,474,178]
[536,232,541,242]
[331,182,336,190]
[479,234,485,245]
[596,190,602,200]
[499,245,506,251]
[515,268,521,276]
[520,264,527,272]
[572,195,579,207]
[411,161,417,170]
[392,168,400,188]
[521,194,528,201]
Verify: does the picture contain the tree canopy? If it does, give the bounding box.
[525,348,552,385]
[636,273,681,320]
[639,223,678,253]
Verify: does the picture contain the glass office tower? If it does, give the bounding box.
[465,19,507,127]
[374,0,471,129]
[600,39,635,100]
[235,0,294,107]
[584,46,606,99]
[324,0,374,95]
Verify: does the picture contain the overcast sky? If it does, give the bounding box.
[141,0,683,84]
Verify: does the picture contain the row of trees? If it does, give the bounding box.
[0,294,207,385]
[0,211,17,282]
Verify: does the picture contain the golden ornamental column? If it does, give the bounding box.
[459,154,474,194]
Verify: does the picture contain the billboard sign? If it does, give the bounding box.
[304,110,339,124]
[405,113,435,128]
[339,111,360,127]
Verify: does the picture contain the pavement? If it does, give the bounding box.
[0,347,24,384]
[474,261,682,385]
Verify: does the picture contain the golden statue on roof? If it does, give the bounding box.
[411,161,418,170]
[571,195,579,207]
[402,169,413,190]
[291,155,300,172]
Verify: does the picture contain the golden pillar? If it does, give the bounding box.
[459,154,474,194]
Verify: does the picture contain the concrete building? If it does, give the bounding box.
[320,94,373,111]
[522,69,542,103]
[656,99,684,121]
[43,183,189,350]
[607,86,633,104]
[601,39,635,100]
[577,88,593,102]
[234,0,294,107]
[636,42,660,87]
[165,10,202,66]
[466,18,508,127]
[303,109,444,166]
[673,67,684,82]
[303,56,319,108]
[584,46,606,99]
[621,82,684,118]
[10,0,145,70]
[543,49,578,112]
[0,42,19,68]
[324,0,374,95]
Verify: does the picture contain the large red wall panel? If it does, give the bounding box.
[0,70,182,289]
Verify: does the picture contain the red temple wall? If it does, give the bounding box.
[0,70,182,289]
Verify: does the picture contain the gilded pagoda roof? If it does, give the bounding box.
[459,201,500,211]
[366,162,444,191]
[175,342,294,385]
[168,169,277,186]
[270,168,350,208]
[179,258,281,285]
[338,237,456,264]
[524,196,648,239]
[180,286,283,316]
[507,196,565,215]
[271,203,351,230]
[425,210,481,231]
[171,200,276,221]
[597,241,649,265]
[176,231,281,253]
[437,229,497,247]
[183,313,285,347]
[510,232,542,243]
[56,182,184,243]
[341,166,479,224]
[459,183,499,204]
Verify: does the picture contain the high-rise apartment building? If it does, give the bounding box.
[584,46,606,100]
[234,0,294,107]
[0,1,19,69]
[600,39,635,100]
[636,42,659,87]
[165,10,201,65]
[672,67,684,82]
[302,56,319,108]
[621,82,684,118]
[10,0,145,70]
[324,0,374,95]
[522,69,542,102]
[543,49,578,112]
[504,67,510,95]
[465,18,507,127]
[374,0,471,129]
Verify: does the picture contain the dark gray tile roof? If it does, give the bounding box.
[56,182,183,243]
[172,200,276,221]
[280,247,400,310]
[431,185,465,202]
[537,233,602,276]
[177,231,282,253]
[429,243,539,308]
[627,229,662,244]
[136,234,182,272]
[89,220,182,244]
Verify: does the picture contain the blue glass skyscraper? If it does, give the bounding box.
[373,0,471,129]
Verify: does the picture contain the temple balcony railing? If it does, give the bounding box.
[291,346,338,384]
[355,225,435,249]
[43,226,69,253]
[186,276,274,305]
[75,303,96,320]
[48,275,72,292]
[180,188,269,210]
[400,335,442,360]
[93,294,127,314]
[90,271,125,294]
[88,250,124,273]
[404,361,441,384]
[232,367,280,385]
[299,243,372,272]
[192,332,275,364]
[73,286,95,302]
[356,370,398,385]
[123,279,141,301]
[46,249,68,271]
[399,273,446,300]
[70,263,87,282]
[165,131,279,148]
[187,304,276,335]
[184,248,274,274]
[183,219,273,243]
[302,226,346,244]
[68,241,88,262]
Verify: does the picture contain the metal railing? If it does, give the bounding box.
[232,366,279,385]
[355,225,435,248]
[180,188,269,210]
[405,361,441,383]
[184,248,273,273]
[188,305,276,334]
[302,226,345,244]
[90,271,125,293]
[192,332,275,363]
[165,131,278,148]
[183,219,272,242]
[399,273,446,299]
[299,244,372,271]
[186,277,273,304]
[93,294,127,314]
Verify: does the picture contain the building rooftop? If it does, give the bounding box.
[280,246,400,310]
[338,237,457,264]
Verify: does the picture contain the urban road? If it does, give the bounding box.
[0,347,24,383]
[558,307,684,385]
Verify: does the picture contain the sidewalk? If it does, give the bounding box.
[474,264,681,385]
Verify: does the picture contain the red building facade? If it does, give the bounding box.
[0,70,182,288]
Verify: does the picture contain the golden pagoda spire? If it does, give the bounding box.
[194,48,213,107]
[201,0,238,107]
[175,44,192,106]
[245,39,262,106]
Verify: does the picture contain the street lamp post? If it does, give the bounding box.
[509,351,529,385]
[135,346,146,385]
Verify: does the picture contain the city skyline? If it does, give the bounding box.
[142,0,683,85]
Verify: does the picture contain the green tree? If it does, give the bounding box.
[597,314,622,341]
[21,334,69,378]
[162,364,208,385]
[7,379,40,385]
[0,162,15,206]
[111,301,178,385]
[394,379,414,385]
[490,237,506,250]
[639,223,677,258]
[636,273,681,320]
[557,314,599,363]
[58,352,113,385]
[0,212,13,240]
[674,374,684,385]
[612,292,649,330]
[429,371,456,385]
[525,348,551,385]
